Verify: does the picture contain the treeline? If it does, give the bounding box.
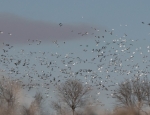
[0,76,150,115]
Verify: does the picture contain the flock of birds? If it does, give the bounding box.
[0,21,150,107]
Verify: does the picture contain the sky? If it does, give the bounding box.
[0,0,150,112]
[0,0,150,44]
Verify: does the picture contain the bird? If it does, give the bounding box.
[59,23,63,27]
[8,33,12,35]
[0,31,3,34]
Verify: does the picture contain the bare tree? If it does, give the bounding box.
[55,79,91,115]
[113,77,150,115]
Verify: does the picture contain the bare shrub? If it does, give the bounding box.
[0,77,22,115]
[22,92,44,115]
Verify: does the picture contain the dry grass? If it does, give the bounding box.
[112,107,140,115]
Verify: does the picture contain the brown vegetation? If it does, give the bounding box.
[1,76,150,115]
[0,77,22,115]
[0,76,44,115]
[22,92,44,115]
